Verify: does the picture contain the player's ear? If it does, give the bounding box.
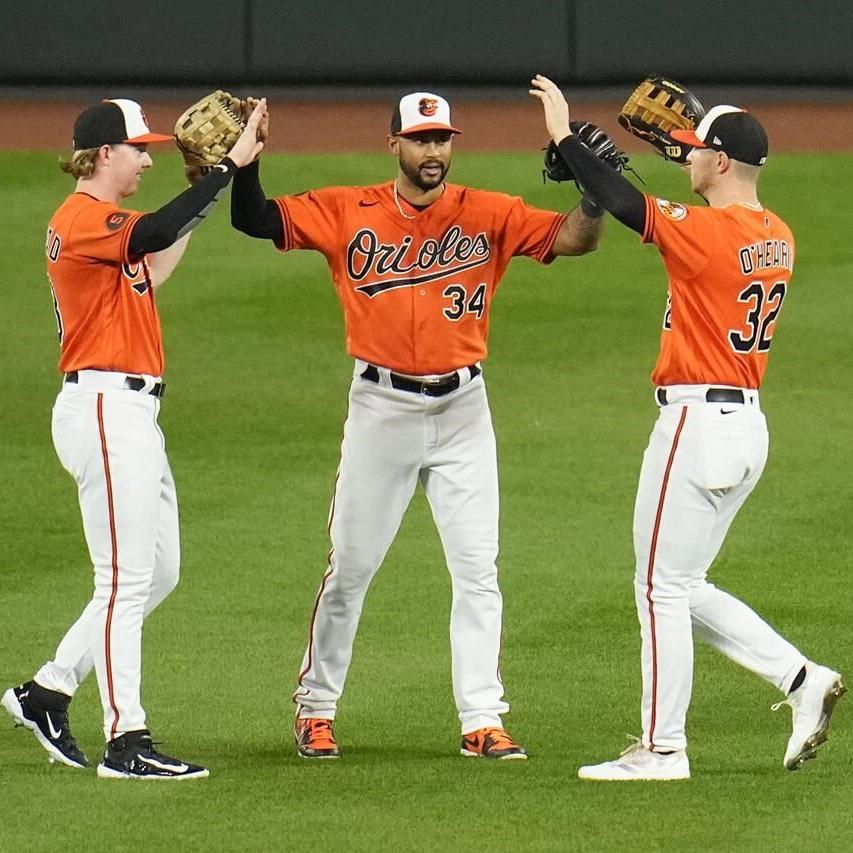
[387,135,399,155]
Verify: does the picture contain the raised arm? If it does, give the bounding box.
[530,75,646,235]
[129,99,267,259]
[230,160,284,241]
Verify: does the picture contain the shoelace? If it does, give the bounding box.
[304,719,336,745]
[770,696,793,713]
[112,732,172,759]
[618,735,645,758]
[480,728,519,749]
[140,738,182,762]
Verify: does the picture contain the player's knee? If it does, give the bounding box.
[449,558,499,591]
[158,559,180,596]
[687,579,717,605]
[93,566,152,600]
[143,555,180,612]
[329,551,381,590]
[634,574,690,601]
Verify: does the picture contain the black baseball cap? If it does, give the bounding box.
[671,105,768,166]
[72,99,173,149]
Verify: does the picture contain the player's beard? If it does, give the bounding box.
[400,157,450,192]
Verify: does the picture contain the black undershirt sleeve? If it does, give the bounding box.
[128,158,238,257]
[230,160,283,241]
[556,136,647,234]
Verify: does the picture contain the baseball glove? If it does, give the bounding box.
[174,90,246,184]
[543,121,634,191]
[542,121,645,192]
[617,75,705,164]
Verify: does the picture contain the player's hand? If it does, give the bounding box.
[529,75,572,144]
[242,96,269,146]
[227,98,267,168]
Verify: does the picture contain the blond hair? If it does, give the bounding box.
[59,147,103,179]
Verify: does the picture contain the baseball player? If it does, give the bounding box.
[231,92,607,759]
[2,97,265,779]
[531,75,845,780]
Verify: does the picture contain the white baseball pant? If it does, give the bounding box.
[633,385,807,751]
[34,370,179,741]
[294,360,509,733]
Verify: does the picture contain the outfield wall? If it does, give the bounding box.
[2,0,853,86]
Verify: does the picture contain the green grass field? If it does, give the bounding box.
[1,148,852,851]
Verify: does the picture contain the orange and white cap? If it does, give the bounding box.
[72,98,173,149]
[390,92,461,136]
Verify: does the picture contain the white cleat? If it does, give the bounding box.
[578,739,690,781]
[772,664,846,770]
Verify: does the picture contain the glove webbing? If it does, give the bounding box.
[623,85,695,132]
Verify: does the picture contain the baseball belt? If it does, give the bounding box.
[360,364,480,397]
[65,371,166,399]
[656,387,745,406]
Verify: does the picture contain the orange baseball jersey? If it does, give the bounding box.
[642,195,795,388]
[46,193,164,376]
[273,181,566,375]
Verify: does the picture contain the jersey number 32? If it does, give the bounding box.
[728,280,787,354]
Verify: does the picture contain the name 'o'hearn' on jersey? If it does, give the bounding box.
[642,195,795,389]
[46,192,163,376]
[273,181,566,376]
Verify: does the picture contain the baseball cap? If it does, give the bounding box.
[671,105,768,166]
[390,92,461,136]
[72,99,173,149]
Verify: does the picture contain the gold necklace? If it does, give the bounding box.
[393,181,445,220]
[393,181,417,220]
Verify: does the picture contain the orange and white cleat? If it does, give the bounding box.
[294,716,340,759]
[460,727,527,760]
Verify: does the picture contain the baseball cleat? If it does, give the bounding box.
[97,729,209,780]
[578,739,690,781]
[772,663,846,770]
[1,681,89,769]
[294,716,340,759]
[460,727,527,760]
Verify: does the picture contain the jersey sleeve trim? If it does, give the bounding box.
[537,213,568,263]
[273,197,292,252]
[641,194,655,243]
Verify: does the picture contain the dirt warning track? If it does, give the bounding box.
[0,100,849,152]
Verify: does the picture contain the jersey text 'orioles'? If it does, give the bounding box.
[274,181,566,375]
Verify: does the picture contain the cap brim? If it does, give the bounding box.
[398,122,462,135]
[125,132,174,144]
[670,128,705,148]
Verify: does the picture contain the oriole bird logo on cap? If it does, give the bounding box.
[419,98,439,117]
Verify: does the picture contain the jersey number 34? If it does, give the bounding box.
[443,283,486,321]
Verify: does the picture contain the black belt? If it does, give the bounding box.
[360,364,480,397]
[65,371,166,399]
[656,387,744,406]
